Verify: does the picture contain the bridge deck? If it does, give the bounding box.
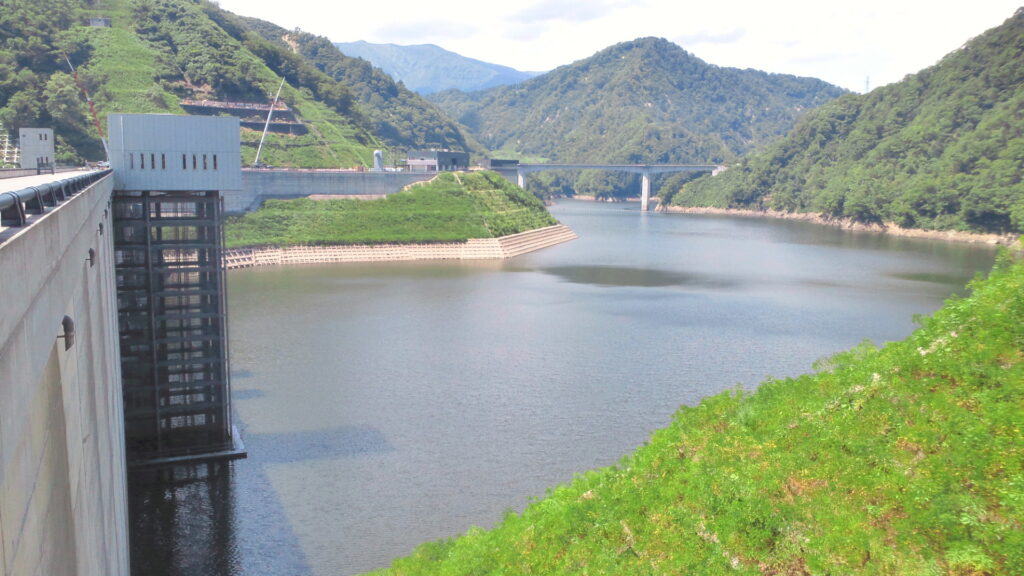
[515,163,720,174]
[0,169,93,193]
[0,169,99,235]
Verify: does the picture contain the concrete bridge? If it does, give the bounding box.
[225,165,725,214]
[496,163,724,211]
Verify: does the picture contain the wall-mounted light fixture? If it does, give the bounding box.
[86,248,96,267]
[58,315,75,351]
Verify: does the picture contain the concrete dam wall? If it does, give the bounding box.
[0,175,129,576]
[223,169,434,213]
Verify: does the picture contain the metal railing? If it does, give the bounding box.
[0,169,111,228]
[0,167,81,180]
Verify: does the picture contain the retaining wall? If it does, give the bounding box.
[224,224,578,268]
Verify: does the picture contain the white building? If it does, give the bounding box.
[107,114,242,191]
[19,127,54,169]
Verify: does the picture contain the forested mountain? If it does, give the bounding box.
[673,9,1024,235]
[334,41,540,95]
[428,37,845,197]
[0,0,474,166]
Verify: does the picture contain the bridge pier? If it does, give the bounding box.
[641,171,651,211]
[497,163,721,210]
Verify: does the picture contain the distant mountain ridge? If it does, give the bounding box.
[426,37,845,197]
[334,41,540,94]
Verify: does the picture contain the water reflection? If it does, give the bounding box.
[541,265,737,288]
[129,463,240,576]
[129,461,313,575]
[888,271,983,285]
[247,425,393,464]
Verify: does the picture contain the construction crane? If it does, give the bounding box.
[64,54,109,159]
[253,77,286,167]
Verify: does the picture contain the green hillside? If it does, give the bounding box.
[0,0,473,167]
[368,245,1024,575]
[221,15,483,158]
[428,38,845,198]
[225,171,557,248]
[672,9,1024,236]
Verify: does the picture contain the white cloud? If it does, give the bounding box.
[214,0,1022,92]
[371,20,480,43]
[511,0,628,24]
[673,29,747,48]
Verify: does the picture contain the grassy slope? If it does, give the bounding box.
[225,171,557,248]
[77,0,375,167]
[369,249,1024,575]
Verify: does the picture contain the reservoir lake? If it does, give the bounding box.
[129,199,998,576]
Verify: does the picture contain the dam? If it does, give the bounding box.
[1,169,129,576]
[0,113,570,575]
[1,114,250,576]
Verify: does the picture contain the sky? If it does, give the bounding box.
[213,0,1021,93]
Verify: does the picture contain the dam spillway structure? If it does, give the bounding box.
[108,114,246,465]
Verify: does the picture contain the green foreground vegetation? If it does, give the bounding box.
[225,171,557,248]
[369,247,1024,575]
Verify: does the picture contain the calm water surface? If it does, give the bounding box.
[129,200,998,575]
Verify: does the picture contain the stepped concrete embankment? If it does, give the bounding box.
[224,224,577,269]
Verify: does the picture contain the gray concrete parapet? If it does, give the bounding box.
[0,174,129,576]
[223,169,435,213]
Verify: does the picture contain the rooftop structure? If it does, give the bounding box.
[19,127,54,170]
[406,149,469,172]
[108,114,242,192]
[483,158,520,169]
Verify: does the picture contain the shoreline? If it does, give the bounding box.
[224,224,578,269]
[658,205,1020,246]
